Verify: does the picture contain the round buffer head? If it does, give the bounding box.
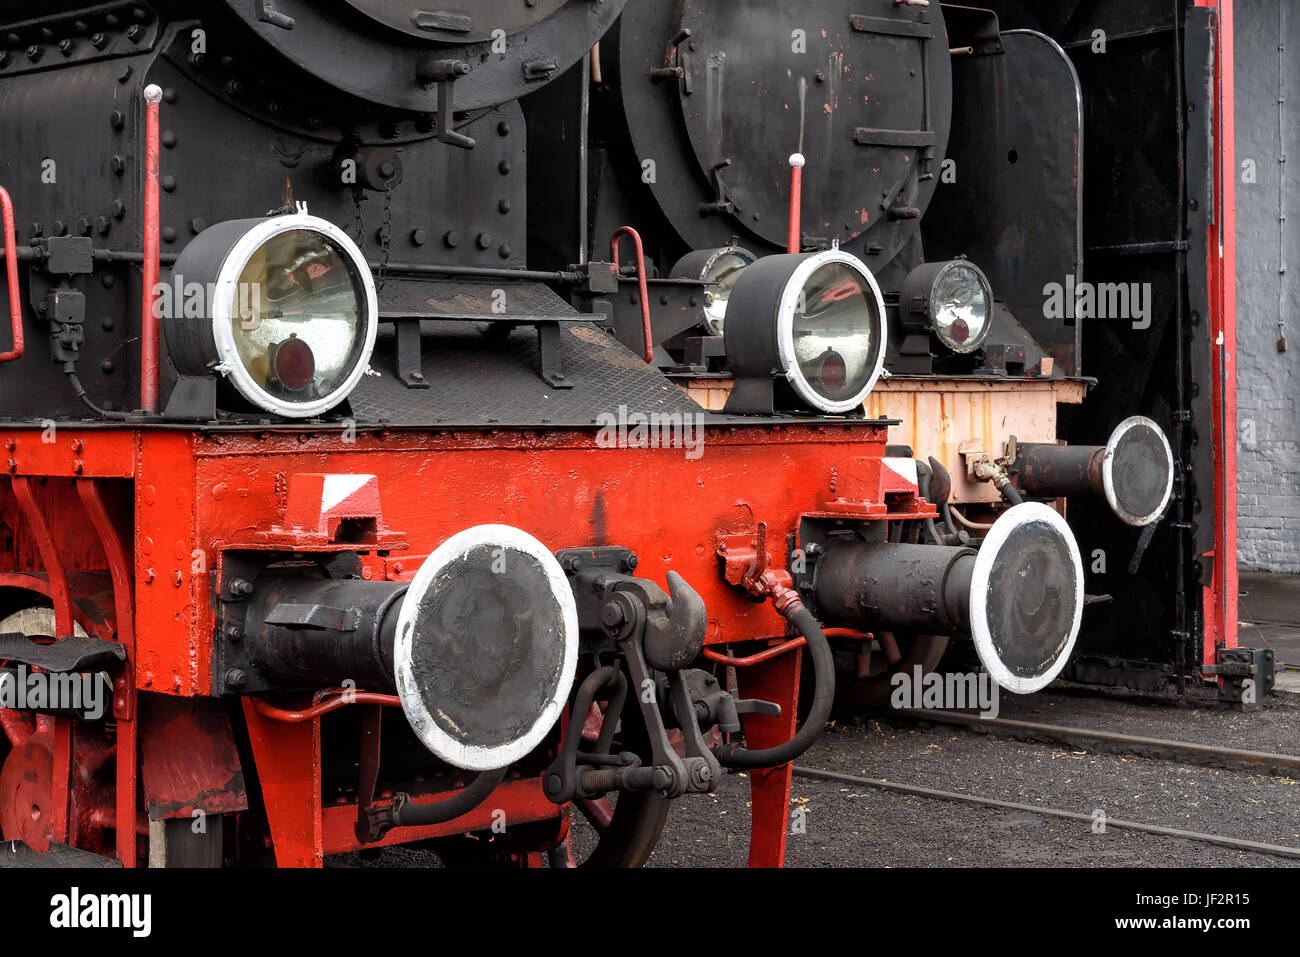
[969,503,1084,694]
[394,525,579,770]
[1101,416,1175,527]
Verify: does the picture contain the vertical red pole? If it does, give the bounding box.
[1194,0,1237,663]
[787,153,805,254]
[0,186,23,362]
[141,84,163,414]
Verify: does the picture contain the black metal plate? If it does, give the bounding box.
[922,30,1083,374]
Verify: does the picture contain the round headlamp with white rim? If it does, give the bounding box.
[393,525,579,771]
[900,259,994,354]
[723,250,888,413]
[670,245,756,336]
[163,213,378,418]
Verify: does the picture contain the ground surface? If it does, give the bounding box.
[1240,572,1300,692]
[643,686,1300,868]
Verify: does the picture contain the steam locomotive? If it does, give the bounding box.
[0,0,1242,869]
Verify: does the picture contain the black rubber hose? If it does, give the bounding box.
[712,604,835,769]
[391,766,507,828]
[999,482,1025,506]
[940,502,959,537]
[916,464,946,546]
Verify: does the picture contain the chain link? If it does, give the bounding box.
[377,182,394,292]
[352,187,367,256]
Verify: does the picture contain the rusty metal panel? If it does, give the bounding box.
[868,378,1087,503]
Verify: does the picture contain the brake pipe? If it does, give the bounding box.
[711,574,835,770]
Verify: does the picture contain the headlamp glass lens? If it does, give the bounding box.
[790,262,878,403]
[702,250,753,335]
[932,263,991,352]
[231,229,370,403]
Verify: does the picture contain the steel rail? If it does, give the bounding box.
[894,709,1300,776]
[791,765,1300,861]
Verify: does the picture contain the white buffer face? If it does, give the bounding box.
[968,503,1084,694]
[393,525,579,770]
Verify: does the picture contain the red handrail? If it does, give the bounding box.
[610,226,654,363]
[140,85,163,413]
[0,186,23,363]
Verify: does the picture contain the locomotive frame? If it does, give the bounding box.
[0,0,1248,870]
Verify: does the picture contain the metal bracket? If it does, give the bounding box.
[537,321,573,389]
[393,319,429,389]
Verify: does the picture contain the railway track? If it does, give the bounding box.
[891,709,1300,779]
[790,765,1300,861]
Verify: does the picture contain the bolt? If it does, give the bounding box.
[126,24,142,42]
[58,39,73,56]
[109,110,125,130]
[544,772,562,797]
[600,601,626,629]
[228,578,254,597]
[225,669,246,689]
[410,228,426,246]
[226,625,243,641]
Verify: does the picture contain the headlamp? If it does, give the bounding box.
[163,212,377,418]
[900,259,994,354]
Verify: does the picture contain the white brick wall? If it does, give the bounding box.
[1235,0,1300,572]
